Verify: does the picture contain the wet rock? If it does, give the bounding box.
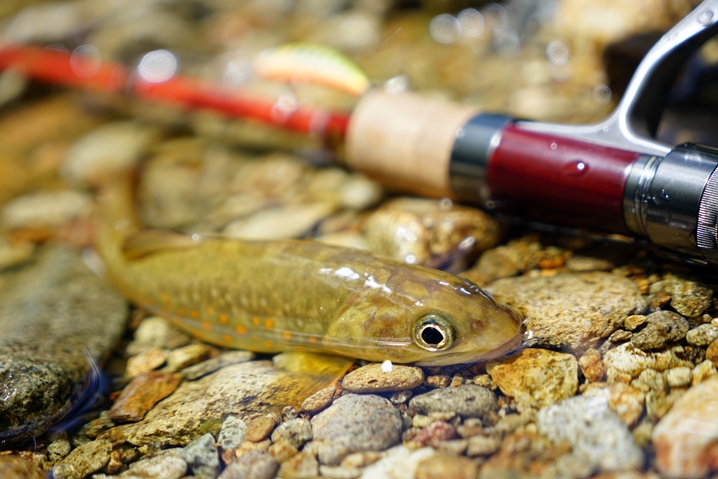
[0,455,45,479]
[361,197,500,267]
[359,445,436,479]
[486,272,643,351]
[271,418,312,448]
[686,324,718,347]
[100,450,187,479]
[487,348,578,411]
[692,360,717,385]
[319,464,363,479]
[536,395,643,473]
[0,238,35,271]
[653,377,718,478]
[277,450,319,478]
[127,316,190,355]
[582,383,645,427]
[424,374,451,388]
[53,439,113,479]
[63,121,160,186]
[603,343,693,383]
[117,360,331,447]
[650,274,713,318]
[311,394,402,464]
[181,351,255,380]
[342,363,424,393]
[269,438,299,463]
[579,348,607,382]
[707,338,718,365]
[47,432,72,462]
[126,347,167,378]
[466,434,502,457]
[1,189,93,230]
[608,329,633,343]
[415,453,477,479]
[565,255,614,272]
[246,414,279,442]
[0,247,128,446]
[410,421,457,448]
[301,385,335,414]
[165,343,211,372]
[108,372,182,423]
[218,450,278,479]
[664,367,692,388]
[630,311,688,351]
[217,416,247,451]
[224,202,336,240]
[624,315,647,331]
[180,433,220,479]
[105,450,123,474]
[409,384,496,417]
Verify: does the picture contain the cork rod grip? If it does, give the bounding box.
[346,91,479,198]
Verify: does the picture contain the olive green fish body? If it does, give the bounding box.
[97,180,521,366]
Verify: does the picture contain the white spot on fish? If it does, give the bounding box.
[318,267,332,275]
[365,275,391,294]
[381,360,393,373]
[335,267,360,280]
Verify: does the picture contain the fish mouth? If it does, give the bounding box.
[412,331,522,367]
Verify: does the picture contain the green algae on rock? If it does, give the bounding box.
[0,246,128,447]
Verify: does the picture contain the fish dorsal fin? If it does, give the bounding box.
[121,230,204,260]
[272,352,354,408]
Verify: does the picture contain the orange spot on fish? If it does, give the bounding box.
[220,314,228,324]
[177,308,186,316]
[223,334,232,343]
[282,331,292,340]
[252,317,260,325]
[235,325,246,335]
[263,341,272,349]
[161,293,170,303]
[191,310,199,319]
[202,321,212,330]
[308,336,318,344]
[296,346,305,351]
[265,318,274,329]
[251,334,259,341]
[207,306,215,315]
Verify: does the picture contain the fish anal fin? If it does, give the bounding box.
[121,230,203,260]
[272,352,354,408]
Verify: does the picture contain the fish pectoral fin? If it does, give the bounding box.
[272,352,354,405]
[121,230,204,260]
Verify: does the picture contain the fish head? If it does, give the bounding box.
[327,265,522,366]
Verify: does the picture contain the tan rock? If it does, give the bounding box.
[603,343,693,383]
[108,372,181,423]
[301,385,335,414]
[126,347,167,378]
[246,414,279,442]
[583,383,645,427]
[487,348,578,411]
[579,348,606,382]
[166,343,211,372]
[0,455,45,479]
[342,363,423,393]
[415,453,477,479]
[653,377,718,478]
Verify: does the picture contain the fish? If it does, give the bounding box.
[253,43,371,96]
[95,177,522,367]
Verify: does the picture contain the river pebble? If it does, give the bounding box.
[217,416,248,451]
[410,421,457,448]
[311,394,402,464]
[466,434,502,457]
[1,189,93,230]
[181,351,256,380]
[218,450,278,479]
[692,360,717,385]
[486,272,643,351]
[0,247,128,446]
[165,343,211,372]
[271,418,312,448]
[127,317,191,355]
[301,385,336,413]
[269,438,299,463]
[180,433,220,479]
[686,324,718,347]
[277,450,319,478]
[536,395,643,473]
[579,348,607,382]
[409,384,496,417]
[47,433,72,462]
[125,347,167,378]
[359,445,436,479]
[664,366,693,388]
[649,274,713,318]
[653,376,718,478]
[97,450,188,479]
[53,439,113,479]
[108,372,182,423]
[342,363,424,392]
[224,202,336,240]
[582,382,645,427]
[604,342,694,383]
[0,455,45,479]
[246,414,280,442]
[630,311,689,351]
[415,453,477,479]
[487,348,578,411]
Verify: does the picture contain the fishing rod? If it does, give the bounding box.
[1,1,718,265]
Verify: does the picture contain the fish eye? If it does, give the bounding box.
[414,314,455,351]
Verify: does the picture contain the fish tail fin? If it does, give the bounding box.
[272,352,354,409]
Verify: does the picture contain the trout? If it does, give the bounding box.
[96,178,521,367]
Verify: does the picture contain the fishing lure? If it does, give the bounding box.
[96,179,521,367]
[253,43,371,96]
